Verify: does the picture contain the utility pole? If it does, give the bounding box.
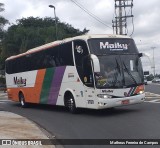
[151,47,156,77]
[119,0,123,35]
[112,0,134,35]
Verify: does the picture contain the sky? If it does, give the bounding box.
[1,0,160,74]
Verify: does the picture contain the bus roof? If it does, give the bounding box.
[6,34,131,61]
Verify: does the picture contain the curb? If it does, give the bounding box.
[0,111,55,148]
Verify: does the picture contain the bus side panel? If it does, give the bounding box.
[6,66,87,107]
[6,69,46,103]
[56,66,87,108]
[7,88,19,102]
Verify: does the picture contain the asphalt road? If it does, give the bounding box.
[1,101,160,148]
[0,84,160,148]
[145,83,160,94]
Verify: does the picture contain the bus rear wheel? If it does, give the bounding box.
[65,94,77,114]
[19,92,27,108]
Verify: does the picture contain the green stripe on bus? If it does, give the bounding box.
[40,68,55,104]
[131,87,136,96]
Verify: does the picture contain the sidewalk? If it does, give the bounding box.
[0,92,55,147]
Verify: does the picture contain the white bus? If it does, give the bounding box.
[5,34,145,113]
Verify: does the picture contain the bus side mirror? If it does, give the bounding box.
[90,54,100,73]
[139,52,149,57]
[138,53,143,57]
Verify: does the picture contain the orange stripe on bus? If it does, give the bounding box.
[7,69,46,104]
[31,69,46,103]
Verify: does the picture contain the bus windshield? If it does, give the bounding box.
[88,38,144,89]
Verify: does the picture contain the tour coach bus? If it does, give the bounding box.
[5,34,145,113]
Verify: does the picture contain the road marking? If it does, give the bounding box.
[0,95,7,98]
[149,99,160,102]
[145,92,160,104]
[0,100,11,104]
[145,92,160,97]
[0,102,8,104]
[0,93,8,100]
[145,100,160,103]
[0,100,10,102]
[0,93,7,96]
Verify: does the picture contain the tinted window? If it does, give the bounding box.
[5,42,74,74]
[58,42,74,66]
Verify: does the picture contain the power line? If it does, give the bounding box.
[70,0,112,29]
[130,16,134,36]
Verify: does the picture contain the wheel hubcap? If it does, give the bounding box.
[21,99,24,106]
[68,98,74,110]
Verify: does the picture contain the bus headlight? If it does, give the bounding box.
[138,90,144,94]
[97,94,112,99]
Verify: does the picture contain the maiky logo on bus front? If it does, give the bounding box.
[14,77,27,87]
[100,42,128,51]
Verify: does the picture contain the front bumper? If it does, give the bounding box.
[96,93,145,109]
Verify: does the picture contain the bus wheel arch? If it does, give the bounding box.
[18,91,27,108]
[64,91,77,113]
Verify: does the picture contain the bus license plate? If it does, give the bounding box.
[121,100,130,105]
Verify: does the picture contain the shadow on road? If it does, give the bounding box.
[7,102,141,117]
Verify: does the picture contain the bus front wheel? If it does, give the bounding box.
[19,92,27,108]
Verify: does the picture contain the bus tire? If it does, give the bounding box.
[65,93,77,114]
[19,92,27,108]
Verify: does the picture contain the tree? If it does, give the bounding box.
[0,3,9,69]
[0,17,89,69]
[0,3,8,38]
[1,17,89,56]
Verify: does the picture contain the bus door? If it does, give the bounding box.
[74,40,95,108]
[82,56,95,107]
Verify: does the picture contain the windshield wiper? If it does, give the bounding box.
[123,62,138,85]
[112,58,121,87]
